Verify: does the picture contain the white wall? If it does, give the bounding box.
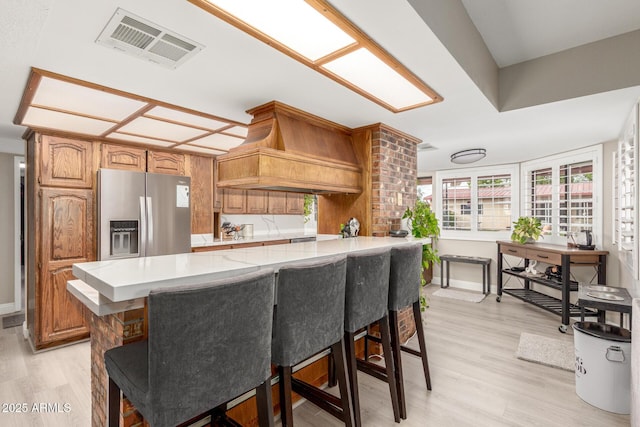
[0,137,25,155]
[0,153,16,313]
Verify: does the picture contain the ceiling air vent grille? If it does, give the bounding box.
[96,8,203,69]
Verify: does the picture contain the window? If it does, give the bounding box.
[615,103,638,279]
[441,177,472,231]
[521,146,602,246]
[417,177,432,205]
[477,175,510,231]
[436,165,519,239]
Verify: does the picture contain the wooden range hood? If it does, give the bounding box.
[216,101,362,194]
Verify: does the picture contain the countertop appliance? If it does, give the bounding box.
[98,169,191,260]
[576,230,595,250]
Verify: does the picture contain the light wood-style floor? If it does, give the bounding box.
[0,285,631,426]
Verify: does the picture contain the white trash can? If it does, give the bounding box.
[573,322,632,414]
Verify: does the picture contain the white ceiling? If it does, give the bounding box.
[461,0,640,67]
[1,0,640,175]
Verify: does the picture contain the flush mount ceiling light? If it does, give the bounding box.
[450,148,486,164]
[187,0,442,113]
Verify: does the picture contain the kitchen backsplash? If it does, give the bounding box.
[221,214,310,235]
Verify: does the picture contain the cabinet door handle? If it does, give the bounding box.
[507,249,517,253]
[537,255,549,259]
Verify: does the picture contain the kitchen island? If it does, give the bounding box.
[68,236,427,426]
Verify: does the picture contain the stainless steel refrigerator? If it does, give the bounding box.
[98,169,191,260]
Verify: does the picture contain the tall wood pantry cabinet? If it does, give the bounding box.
[26,133,98,350]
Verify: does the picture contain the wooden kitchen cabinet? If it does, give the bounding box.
[213,159,222,211]
[286,193,305,214]
[223,189,246,213]
[39,134,95,188]
[101,143,147,172]
[147,150,186,175]
[223,189,267,214]
[37,188,93,347]
[267,192,305,214]
[189,155,213,234]
[223,189,305,215]
[246,190,267,214]
[26,132,96,350]
[268,192,286,214]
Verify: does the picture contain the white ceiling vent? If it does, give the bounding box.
[96,8,203,69]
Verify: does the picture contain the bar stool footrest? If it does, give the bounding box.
[400,345,421,358]
[291,377,345,421]
[356,359,388,383]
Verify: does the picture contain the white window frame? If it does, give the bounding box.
[615,103,639,279]
[435,164,519,241]
[520,145,603,247]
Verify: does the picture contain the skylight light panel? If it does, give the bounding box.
[33,77,146,121]
[22,107,115,135]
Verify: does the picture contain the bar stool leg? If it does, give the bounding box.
[344,332,361,427]
[364,325,371,360]
[412,301,432,390]
[331,340,355,427]
[379,315,401,422]
[108,378,121,427]
[256,380,274,427]
[278,366,294,427]
[389,310,407,419]
[328,352,337,387]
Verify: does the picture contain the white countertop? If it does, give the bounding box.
[190,232,324,247]
[70,236,427,314]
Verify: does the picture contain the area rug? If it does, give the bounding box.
[516,332,574,372]
[432,288,486,303]
[2,312,25,329]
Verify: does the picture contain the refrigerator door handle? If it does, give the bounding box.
[146,196,154,251]
[139,196,147,257]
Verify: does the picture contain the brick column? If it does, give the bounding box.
[367,124,420,343]
[90,308,145,427]
[369,124,419,238]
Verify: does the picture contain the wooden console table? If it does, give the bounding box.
[496,240,608,333]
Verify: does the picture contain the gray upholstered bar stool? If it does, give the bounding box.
[271,255,354,427]
[343,248,400,426]
[104,269,276,427]
[389,243,432,419]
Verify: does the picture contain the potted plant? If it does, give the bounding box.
[403,199,440,310]
[511,216,543,244]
